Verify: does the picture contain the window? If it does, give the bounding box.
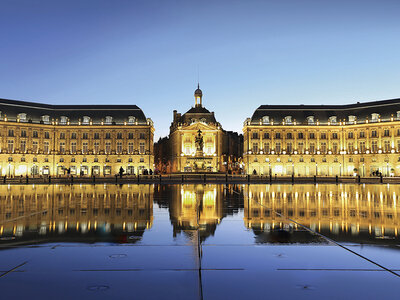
[371,113,379,122]
[264,143,270,153]
[44,132,50,139]
[94,158,98,162]
[17,113,27,122]
[117,142,123,154]
[371,130,377,138]
[44,141,50,154]
[21,130,27,137]
[298,142,304,153]
[94,132,99,139]
[286,132,292,139]
[59,158,64,162]
[82,116,90,125]
[33,130,38,138]
[320,142,327,153]
[284,116,292,124]
[71,142,77,154]
[348,132,354,139]
[332,132,338,139]
[348,115,356,123]
[332,142,338,154]
[105,132,111,139]
[329,116,337,124]
[286,142,292,153]
[262,116,270,124]
[347,142,353,153]
[128,116,136,124]
[311,158,315,162]
[359,141,366,153]
[60,132,65,139]
[117,132,123,139]
[349,157,353,162]
[397,140,400,152]
[128,132,134,139]
[252,143,258,153]
[359,131,365,138]
[82,142,88,154]
[252,132,259,139]
[94,142,99,154]
[384,129,390,137]
[309,132,315,139]
[128,142,134,154]
[60,116,68,125]
[7,140,14,153]
[139,142,145,154]
[59,142,65,154]
[372,141,378,153]
[298,132,303,139]
[275,132,281,139]
[71,157,75,162]
[82,133,88,139]
[275,142,281,153]
[41,115,50,124]
[32,141,38,153]
[8,129,14,137]
[105,142,111,154]
[299,157,304,162]
[309,143,315,153]
[71,132,77,139]
[320,133,326,139]
[307,116,314,125]
[384,140,391,152]
[105,116,113,125]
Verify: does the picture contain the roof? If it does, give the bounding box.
[0,98,148,124]
[174,106,217,124]
[250,97,400,125]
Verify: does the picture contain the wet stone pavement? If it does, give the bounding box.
[1,183,400,299]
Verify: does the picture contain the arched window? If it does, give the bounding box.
[262,116,270,125]
[329,116,337,124]
[128,116,136,124]
[307,116,314,125]
[284,116,292,124]
[105,116,113,125]
[82,116,90,125]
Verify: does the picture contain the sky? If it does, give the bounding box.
[1,0,400,139]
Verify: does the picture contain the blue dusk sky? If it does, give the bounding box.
[1,0,400,139]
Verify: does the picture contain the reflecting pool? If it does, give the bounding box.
[1,184,400,299]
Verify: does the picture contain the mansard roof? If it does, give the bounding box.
[250,97,400,125]
[0,97,148,124]
[175,106,217,124]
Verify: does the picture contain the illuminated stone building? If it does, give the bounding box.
[0,184,153,244]
[244,184,400,243]
[0,98,154,177]
[244,98,400,176]
[168,86,243,173]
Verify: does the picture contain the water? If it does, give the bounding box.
[1,184,400,299]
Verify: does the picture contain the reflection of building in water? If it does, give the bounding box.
[0,184,153,245]
[169,185,223,241]
[245,184,400,243]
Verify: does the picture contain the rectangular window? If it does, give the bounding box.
[348,142,353,153]
[264,143,270,153]
[397,140,400,152]
[320,133,326,139]
[59,142,65,154]
[21,130,27,137]
[60,132,65,139]
[94,142,99,154]
[309,133,315,139]
[105,142,111,154]
[82,142,88,154]
[298,142,304,153]
[20,140,26,153]
[44,141,50,154]
[44,132,50,139]
[275,132,281,139]
[286,133,292,139]
[71,142,77,154]
[128,132,134,139]
[309,143,315,153]
[372,141,378,153]
[32,141,38,153]
[384,129,390,137]
[359,131,365,138]
[8,129,14,137]
[71,132,77,139]
[252,143,258,153]
[117,132,123,139]
[275,142,281,153]
[128,142,134,154]
[252,132,259,139]
[359,141,366,153]
[348,132,353,139]
[286,142,292,153]
[298,132,303,139]
[332,142,338,154]
[140,142,145,154]
[105,133,111,139]
[263,132,270,139]
[7,140,14,153]
[117,142,123,153]
[332,132,338,139]
[33,130,38,138]
[320,142,326,153]
[371,130,377,138]
[384,140,391,152]
[140,133,146,139]
[82,133,88,139]
[94,132,100,139]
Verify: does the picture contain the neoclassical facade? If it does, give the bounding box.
[244,98,400,176]
[0,98,154,177]
[168,86,242,173]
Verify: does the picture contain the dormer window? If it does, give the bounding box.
[128,116,136,124]
[82,116,90,125]
[105,116,113,125]
[17,113,27,122]
[348,115,356,124]
[200,118,206,123]
[307,116,314,125]
[284,116,292,124]
[329,116,337,124]
[41,115,50,124]
[60,116,68,125]
[371,113,379,122]
[397,111,400,120]
[262,116,270,125]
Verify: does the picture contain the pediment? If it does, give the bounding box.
[183,122,219,131]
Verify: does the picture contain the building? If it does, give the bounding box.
[244,98,400,176]
[0,98,154,177]
[168,85,243,173]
